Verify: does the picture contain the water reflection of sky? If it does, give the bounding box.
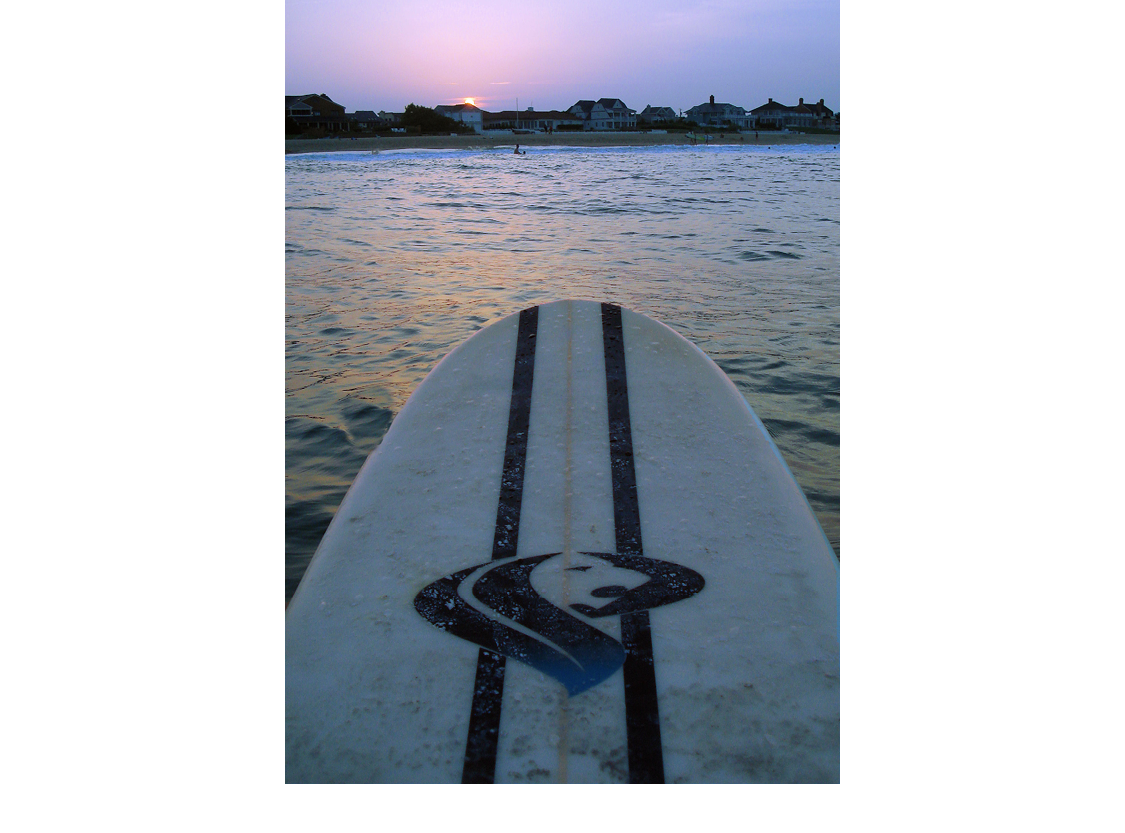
[285,146,839,601]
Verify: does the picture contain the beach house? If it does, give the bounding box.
[638,105,678,124]
[800,99,836,129]
[749,99,788,129]
[483,108,583,132]
[286,94,349,132]
[568,99,636,131]
[749,98,835,130]
[685,96,751,130]
[435,102,484,133]
[348,111,386,131]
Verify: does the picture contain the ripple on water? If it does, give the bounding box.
[286,144,840,601]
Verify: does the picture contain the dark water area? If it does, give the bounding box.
[286,143,839,603]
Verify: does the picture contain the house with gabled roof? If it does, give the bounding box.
[638,105,677,123]
[749,98,836,130]
[286,97,313,118]
[750,98,789,129]
[685,95,751,129]
[568,98,636,131]
[435,102,484,133]
[801,98,836,128]
[286,94,349,132]
[349,111,386,131]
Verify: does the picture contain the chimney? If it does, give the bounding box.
[768,97,773,103]
[710,95,715,105]
[799,98,804,106]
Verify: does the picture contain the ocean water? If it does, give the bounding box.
[286,143,839,603]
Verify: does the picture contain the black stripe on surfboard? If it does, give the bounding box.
[461,305,539,784]
[601,302,666,784]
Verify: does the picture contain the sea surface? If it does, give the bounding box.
[286,143,839,603]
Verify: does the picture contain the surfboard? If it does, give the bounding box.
[286,300,839,783]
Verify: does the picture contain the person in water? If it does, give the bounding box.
[514,144,525,155]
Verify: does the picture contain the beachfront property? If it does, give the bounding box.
[568,99,637,131]
[638,105,678,123]
[685,96,752,130]
[434,102,484,132]
[286,93,349,132]
[286,93,838,136]
[482,109,583,133]
[749,98,836,130]
[798,98,837,129]
[350,111,385,130]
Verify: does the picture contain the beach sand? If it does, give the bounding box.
[285,131,839,154]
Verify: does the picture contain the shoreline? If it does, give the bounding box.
[285,131,839,154]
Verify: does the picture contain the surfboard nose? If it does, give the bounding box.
[288,299,838,783]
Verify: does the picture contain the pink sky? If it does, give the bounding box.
[286,0,839,115]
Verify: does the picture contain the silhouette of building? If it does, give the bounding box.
[568,99,636,131]
[749,98,836,130]
[435,103,485,133]
[638,105,677,123]
[685,95,751,129]
[286,94,348,132]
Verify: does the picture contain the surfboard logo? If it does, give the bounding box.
[414,303,696,783]
[413,550,704,695]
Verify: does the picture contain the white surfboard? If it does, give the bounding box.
[286,300,839,783]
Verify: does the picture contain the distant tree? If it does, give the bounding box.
[401,103,467,134]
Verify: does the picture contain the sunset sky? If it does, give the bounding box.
[286,0,840,115]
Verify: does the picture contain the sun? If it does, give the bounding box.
[464,97,475,106]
